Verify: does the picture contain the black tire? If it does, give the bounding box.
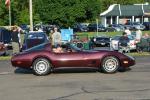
[101,56,119,73]
[33,58,51,76]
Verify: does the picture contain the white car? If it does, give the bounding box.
[110,35,136,51]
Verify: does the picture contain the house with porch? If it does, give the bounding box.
[100,4,150,27]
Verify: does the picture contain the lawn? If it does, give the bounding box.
[77,31,150,38]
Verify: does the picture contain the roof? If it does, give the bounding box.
[100,4,150,17]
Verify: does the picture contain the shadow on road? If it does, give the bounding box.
[14,68,33,74]
[14,67,131,75]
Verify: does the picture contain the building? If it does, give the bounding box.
[100,4,150,27]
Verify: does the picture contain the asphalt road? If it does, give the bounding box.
[0,56,150,100]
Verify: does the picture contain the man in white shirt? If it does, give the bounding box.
[124,27,131,35]
[52,27,62,46]
[135,28,142,43]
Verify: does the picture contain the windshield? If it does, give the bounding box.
[96,37,110,41]
[66,43,82,52]
[112,35,134,40]
[112,36,121,40]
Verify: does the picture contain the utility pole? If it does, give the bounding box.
[29,0,33,31]
[96,18,98,36]
[9,1,11,27]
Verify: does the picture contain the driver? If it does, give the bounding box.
[52,44,63,53]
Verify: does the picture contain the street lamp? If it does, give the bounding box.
[29,0,33,31]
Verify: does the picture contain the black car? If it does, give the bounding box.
[143,22,150,30]
[21,31,49,51]
[0,28,12,55]
[125,22,145,30]
[0,27,11,44]
[106,24,125,32]
[92,36,111,47]
[88,24,106,32]
[73,23,89,32]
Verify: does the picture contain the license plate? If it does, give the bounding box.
[101,43,105,45]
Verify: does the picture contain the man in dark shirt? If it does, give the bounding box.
[11,26,21,54]
[118,32,130,53]
[119,32,129,47]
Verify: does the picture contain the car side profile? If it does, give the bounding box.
[11,43,135,76]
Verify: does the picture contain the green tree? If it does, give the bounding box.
[34,0,101,27]
[0,0,9,25]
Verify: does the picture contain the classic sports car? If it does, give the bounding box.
[11,43,135,76]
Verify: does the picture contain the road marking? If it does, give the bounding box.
[0,72,13,75]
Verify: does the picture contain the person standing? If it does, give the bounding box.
[51,27,61,46]
[135,28,142,43]
[124,27,131,35]
[11,26,21,54]
[49,29,54,43]
[118,32,130,53]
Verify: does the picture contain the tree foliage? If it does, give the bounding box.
[34,0,101,27]
[0,0,148,27]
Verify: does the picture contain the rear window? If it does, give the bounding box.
[27,34,45,39]
[112,36,121,40]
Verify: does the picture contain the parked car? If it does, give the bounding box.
[0,42,7,56]
[0,27,11,44]
[92,36,111,47]
[110,35,136,51]
[143,22,150,30]
[20,24,29,32]
[0,27,12,52]
[88,24,106,32]
[21,31,49,51]
[11,42,135,76]
[125,22,145,30]
[73,23,89,32]
[106,24,125,32]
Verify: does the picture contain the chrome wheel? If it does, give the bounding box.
[33,58,51,76]
[102,57,119,73]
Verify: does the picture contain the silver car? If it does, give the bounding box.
[110,35,136,51]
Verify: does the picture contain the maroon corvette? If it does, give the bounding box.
[11,43,135,76]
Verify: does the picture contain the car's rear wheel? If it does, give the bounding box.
[33,58,51,76]
[101,56,119,73]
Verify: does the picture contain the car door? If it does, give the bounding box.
[51,52,85,68]
[82,51,99,68]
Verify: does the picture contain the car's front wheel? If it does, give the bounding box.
[33,58,51,76]
[101,56,119,73]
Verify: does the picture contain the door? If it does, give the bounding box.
[51,52,85,68]
[82,51,99,67]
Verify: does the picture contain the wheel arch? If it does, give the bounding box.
[31,55,53,68]
[100,54,121,68]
